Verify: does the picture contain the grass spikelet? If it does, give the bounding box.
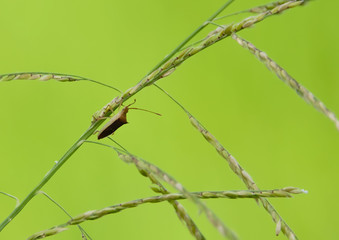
[110,142,205,240]
[191,117,299,239]
[214,0,309,21]
[81,142,238,239]
[95,1,305,120]
[26,187,304,239]
[94,2,307,119]
[146,183,206,240]
[232,34,339,131]
[113,150,238,240]
[189,115,299,239]
[0,72,87,82]
[84,140,235,239]
[250,0,301,13]
[0,72,122,93]
[276,218,282,236]
[154,84,299,239]
[170,201,205,240]
[26,227,68,240]
[197,188,305,199]
[137,171,206,240]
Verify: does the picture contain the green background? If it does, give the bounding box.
[0,0,338,239]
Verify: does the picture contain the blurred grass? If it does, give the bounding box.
[0,0,338,239]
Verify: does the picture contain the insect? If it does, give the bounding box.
[97,100,161,140]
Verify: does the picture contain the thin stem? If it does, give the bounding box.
[213,10,248,21]
[0,192,20,207]
[144,0,234,76]
[37,191,92,240]
[154,84,188,113]
[205,21,226,28]
[85,79,121,93]
[107,137,128,151]
[37,192,73,219]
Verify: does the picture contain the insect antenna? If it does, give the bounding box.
[128,107,161,116]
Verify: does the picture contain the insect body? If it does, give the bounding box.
[97,100,160,140]
[97,105,130,139]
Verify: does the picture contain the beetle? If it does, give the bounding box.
[97,100,161,140]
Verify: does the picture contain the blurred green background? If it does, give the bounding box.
[0,0,338,239]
